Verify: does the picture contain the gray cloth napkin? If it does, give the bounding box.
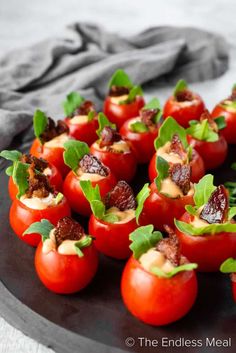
[0,22,229,150]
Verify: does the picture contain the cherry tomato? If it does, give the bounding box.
[88,214,137,259]
[187,134,228,170]
[9,197,71,247]
[64,117,98,146]
[90,143,137,182]
[8,164,63,201]
[139,182,194,231]
[35,241,98,294]
[121,255,197,325]
[120,119,159,163]
[163,93,205,128]
[175,212,236,272]
[231,273,236,302]
[63,171,117,217]
[104,96,145,129]
[212,104,236,144]
[148,149,205,184]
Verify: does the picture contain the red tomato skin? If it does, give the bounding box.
[35,242,98,294]
[163,94,205,128]
[90,143,137,182]
[63,171,117,216]
[8,164,63,201]
[30,138,69,178]
[139,183,194,231]
[119,119,159,163]
[103,96,145,129]
[148,149,205,184]
[88,214,138,259]
[231,274,236,302]
[9,197,71,247]
[121,256,198,326]
[188,134,228,170]
[212,104,236,144]
[175,212,236,272]
[64,117,98,146]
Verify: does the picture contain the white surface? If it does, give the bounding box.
[0,0,236,352]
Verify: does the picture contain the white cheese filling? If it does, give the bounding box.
[42,229,85,255]
[44,133,70,148]
[139,248,175,273]
[105,207,135,224]
[110,94,129,104]
[69,115,89,124]
[20,193,59,210]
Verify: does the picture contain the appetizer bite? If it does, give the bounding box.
[120,98,162,163]
[63,92,98,145]
[163,80,205,127]
[212,84,236,144]
[24,217,98,294]
[175,175,236,272]
[80,180,138,259]
[62,140,116,216]
[90,113,137,182]
[148,117,205,183]
[0,150,63,200]
[121,225,198,325]
[9,161,71,246]
[220,258,236,302]
[30,110,72,177]
[186,110,227,170]
[103,69,145,128]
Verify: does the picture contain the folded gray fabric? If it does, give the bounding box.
[0,22,229,150]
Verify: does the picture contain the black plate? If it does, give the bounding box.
[0,146,236,353]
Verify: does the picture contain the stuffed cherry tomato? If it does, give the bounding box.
[220,258,236,302]
[121,225,198,325]
[163,79,205,128]
[103,69,145,128]
[175,176,236,272]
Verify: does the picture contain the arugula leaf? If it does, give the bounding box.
[119,85,143,104]
[221,100,236,111]
[231,163,236,171]
[6,166,14,176]
[186,119,219,142]
[175,219,236,236]
[173,79,188,97]
[154,156,169,191]
[193,174,216,208]
[108,69,133,88]
[220,258,236,273]
[0,150,22,162]
[33,109,48,143]
[102,213,120,223]
[96,113,116,137]
[23,219,54,242]
[185,204,198,216]
[154,117,188,150]
[63,140,90,173]
[79,180,105,219]
[228,207,236,220]
[143,97,162,123]
[215,116,226,130]
[151,263,198,278]
[55,192,64,204]
[130,121,149,133]
[74,236,93,257]
[12,161,29,199]
[63,92,85,116]
[87,111,96,122]
[129,225,163,259]
[135,183,150,224]
[225,181,236,207]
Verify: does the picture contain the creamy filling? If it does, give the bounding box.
[175,99,199,107]
[43,167,52,176]
[157,141,184,164]
[42,229,86,255]
[222,100,236,113]
[76,168,105,182]
[160,177,194,198]
[139,248,175,273]
[95,140,130,153]
[110,94,129,104]
[44,133,70,148]
[69,115,89,124]
[20,193,59,210]
[105,207,135,224]
[190,206,209,228]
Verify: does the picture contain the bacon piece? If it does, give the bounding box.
[71,100,96,117]
[199,185,229,224]
[54,217,84,246]
[175,89,193,102]
[156,225,181,266]
[104,181,136,211]
[26,164,54,198]
[169,163,191,195]
[140,108,160,127]
[21,154,48,172]
[200,109,218,132]
[79,154,109,176]
[99,126,121,148]
[170,134,187,161]
[40,118,69,143]
[109,86,130,97]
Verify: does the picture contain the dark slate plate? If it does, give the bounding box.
[0,146,236,353]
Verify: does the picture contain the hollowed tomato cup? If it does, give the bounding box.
[212,104,236,144]
[64,117,98,146]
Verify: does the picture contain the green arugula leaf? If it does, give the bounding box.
[215,116,226,130]
[55,192,64,204]
[96,113,116,137]
[33,109,48,143]
[220,258,236,273]
[79,180,105,219]
[129,225,163,259]
[225,181,236,207]
[23,219,54,242]
[108,69,133,88]
[186,119,219,142]
[151,263,198,278]
[231,163,236,171]
[175,219,236,236]
[0,150,22,162]
[185,204,198,216]
[143,97,162,123]
[74,235,93,258]
[119,85,143,104]
[173,79,188,97]
[130,121,149,133]
[87,111,96,121]
[63,92,85,116]
[102,213,120,223]
[154,156,169,191]
[193,174,216,208]
[6,166,14,176]
[12,161,29,199]
[154,117,188,150]
[135,183,150,224]
[63,140,90,173]
[221,100,236,111]
[228,207,236,220]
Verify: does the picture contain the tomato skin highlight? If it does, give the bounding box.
[175,212,236,272]
[212,104,236,144]
[121,256,198,326]
[119,119,159,164]
[163,94,205,128]
[35,241,98,294]
[139,182,194,231]
[64,117,98,146]
[103,96,145,129]
[88,214,137,259]
[90,143,137,183]
[9,197,71,247]
[63,171,117,217]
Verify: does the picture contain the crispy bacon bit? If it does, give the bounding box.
[200,185,229,224]
[109,86,130,97]
[21,154,48,172]
[54,217,84,246]
[140,108,159,127]
[99,126,121,148]
[26,164,54,198]
[170,134,187,161]
[40,118,69,144]
[71,100,96,118]
[104,181,136,211]
[156,225,181,266]
[79,154,109,176]
[175,89,193,102]
[200,109,218,132]
[169,163,191,195]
